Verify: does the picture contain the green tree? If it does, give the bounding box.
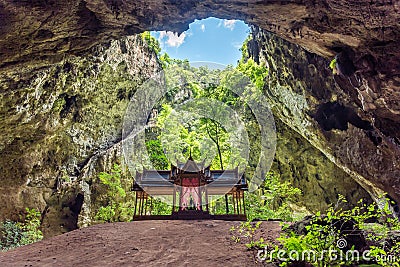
[95,164,134,222]
[146,139,169,170]
[201,118,226,169]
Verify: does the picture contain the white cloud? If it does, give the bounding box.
[223,19,237,31]
[200,24,205,32]
[159,31,186,47]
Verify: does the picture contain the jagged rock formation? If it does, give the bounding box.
[0,0,399,234]
[247,27,400,210]
[271,119,371,212]
[0,36,160,236]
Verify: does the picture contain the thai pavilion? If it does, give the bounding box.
[132,156,248,220]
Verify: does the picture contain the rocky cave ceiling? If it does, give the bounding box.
[1,0,399,126]
[1,1,399,72]
[0,0,399,217]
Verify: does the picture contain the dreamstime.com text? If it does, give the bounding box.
[257,248,398,263]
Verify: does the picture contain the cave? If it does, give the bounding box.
[0,0,399,240]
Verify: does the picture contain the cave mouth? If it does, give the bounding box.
[128,17,280,209]
[140,17,256,173]
[149,17,250,66]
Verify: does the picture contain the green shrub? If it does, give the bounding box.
[246,172,302,222]
[0,208,43,251]
[95,164,134,222]
[98,164,126,200]
[0,220,26,250]
[95,206,116,222]
[264,195,400,266]
[141,31,161,55]
[148,198,172,215]
[20,208,43,244]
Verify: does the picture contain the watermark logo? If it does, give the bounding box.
[336,238,347,249]
[121,61,277,205]
[256,237,398,264]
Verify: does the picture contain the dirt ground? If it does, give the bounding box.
[0,220,281,267]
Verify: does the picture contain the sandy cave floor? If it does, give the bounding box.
[0,220,281,267]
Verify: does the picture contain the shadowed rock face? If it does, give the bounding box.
[313,101,373,132]
[0,36,161,236]
[0,0,399,234]
[271,119,372,212]
[247,27,400,207]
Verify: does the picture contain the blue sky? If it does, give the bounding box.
[151,17,250,66]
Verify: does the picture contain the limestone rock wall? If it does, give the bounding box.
[0,35,161,236]
[248,27,400,209]
[0,0,399,234]
[271,119,371,212]
[0,0,398,205]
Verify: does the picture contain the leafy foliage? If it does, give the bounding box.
[153,59,264,172]
[20,208,43,244]
[0,221,26,251]
[95,206,116,222]
[98,164,126,199]
[148,198,172,215]
[230,221,266,263]
[0,208,43,251]
[52,97,66,113]
[237,58,268,90]
[159,53,172,68]
[156,103,212,164]
[95,164,134,222]
[237,35,268,90]
[146,139,170,170]
[134,53,274,216]
[141,31,161,55]
[329,58,338,75]
[246,172,302,222]
[259,195,400,266]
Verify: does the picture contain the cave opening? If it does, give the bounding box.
[130,17,279,217]
[1,2,400,259]
[141,16,256,171]
[150,17,250,66]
